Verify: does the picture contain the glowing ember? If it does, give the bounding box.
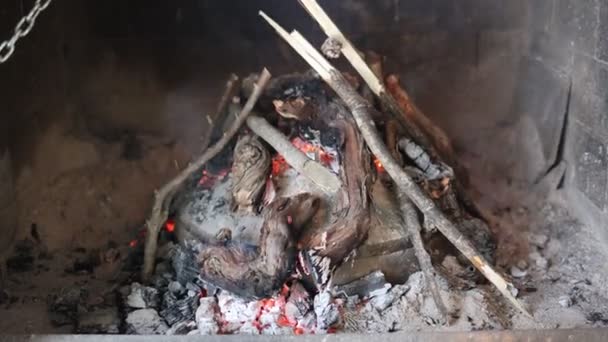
[373,156,384,173]
[271,155,289,177]
[164,219,175,233]
[199,168,230,187]
[271,137,336,178]
[129,240,138,248]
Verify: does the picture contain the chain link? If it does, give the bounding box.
[0,0,53,64]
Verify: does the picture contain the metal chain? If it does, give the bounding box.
[0,0,53,64]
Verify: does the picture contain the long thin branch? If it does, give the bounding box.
[142,68,272,281]
[246,115,341,194]
[201,74,241,151]
[259,13,532,318]
[297,0,437,159]
[398,194,448,323]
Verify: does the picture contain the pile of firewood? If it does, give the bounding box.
[140,0,531,326]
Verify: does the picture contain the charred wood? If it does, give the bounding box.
[231,134,271,212]
[197,193,320,299]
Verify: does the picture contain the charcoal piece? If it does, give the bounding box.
[125,309,168,335]
[285,282,312,323]
[166,321,197,335]
[334,270,388,298]
[320,126,344,149]
[314,291,340,330]
[168,281,185,295]
[369,284,410,312]
[126,283,159,309]
[160,291,199,326]
[77,307,120,334]
[151,275,170,290]
[172,244,201,285]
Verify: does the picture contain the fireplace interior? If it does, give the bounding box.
[1,0,608,336]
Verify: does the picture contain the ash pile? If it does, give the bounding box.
[122,242,427,335]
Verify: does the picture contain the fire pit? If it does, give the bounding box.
[1,0,608,338]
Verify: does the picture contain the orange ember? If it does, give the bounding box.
[164,219,176,233]
[373,156,384,173]
[271,155,289,177]
[199,168,230,187]
[271,137,335,177]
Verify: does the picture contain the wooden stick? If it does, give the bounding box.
[142,68,272,281]
[201,74,241,151]
[259,13,532,318]
[297,0,435,158]
[398,194,448,324]
[246,115,341,194]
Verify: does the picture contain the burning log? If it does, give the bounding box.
[299,115,370,268]
[197,193,320,299]
[260,8,531,317]
[246,115,341,194]
[231,134,271,212]
[142,68,272,281]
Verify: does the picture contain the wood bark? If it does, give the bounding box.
[231,134,271,212]
[142,69,271,281]
[197,193,320,299]
[299,113,371,265]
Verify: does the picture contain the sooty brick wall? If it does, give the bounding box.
[527,1,608,220]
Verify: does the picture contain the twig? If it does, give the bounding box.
[246,115,341,194]
[201,74,241,151]
[142,68,272,281]
[398,194,448,324]
[259,12,532,318]
[297,0,437,159]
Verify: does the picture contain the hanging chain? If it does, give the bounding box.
[0,0,53,64]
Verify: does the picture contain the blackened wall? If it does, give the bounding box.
[526,1,608,229]
[1,0,607,232]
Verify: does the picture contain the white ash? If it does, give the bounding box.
[334,270,388,298]
[313,290,340,330]
[126,309,169,335]
[176,177,264,245]
[510,266,528,278]
[217,292,258,333]
[529,233,549,248]
[370,284,410,312]
[195,297,220,335]
[126,282,160,309]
